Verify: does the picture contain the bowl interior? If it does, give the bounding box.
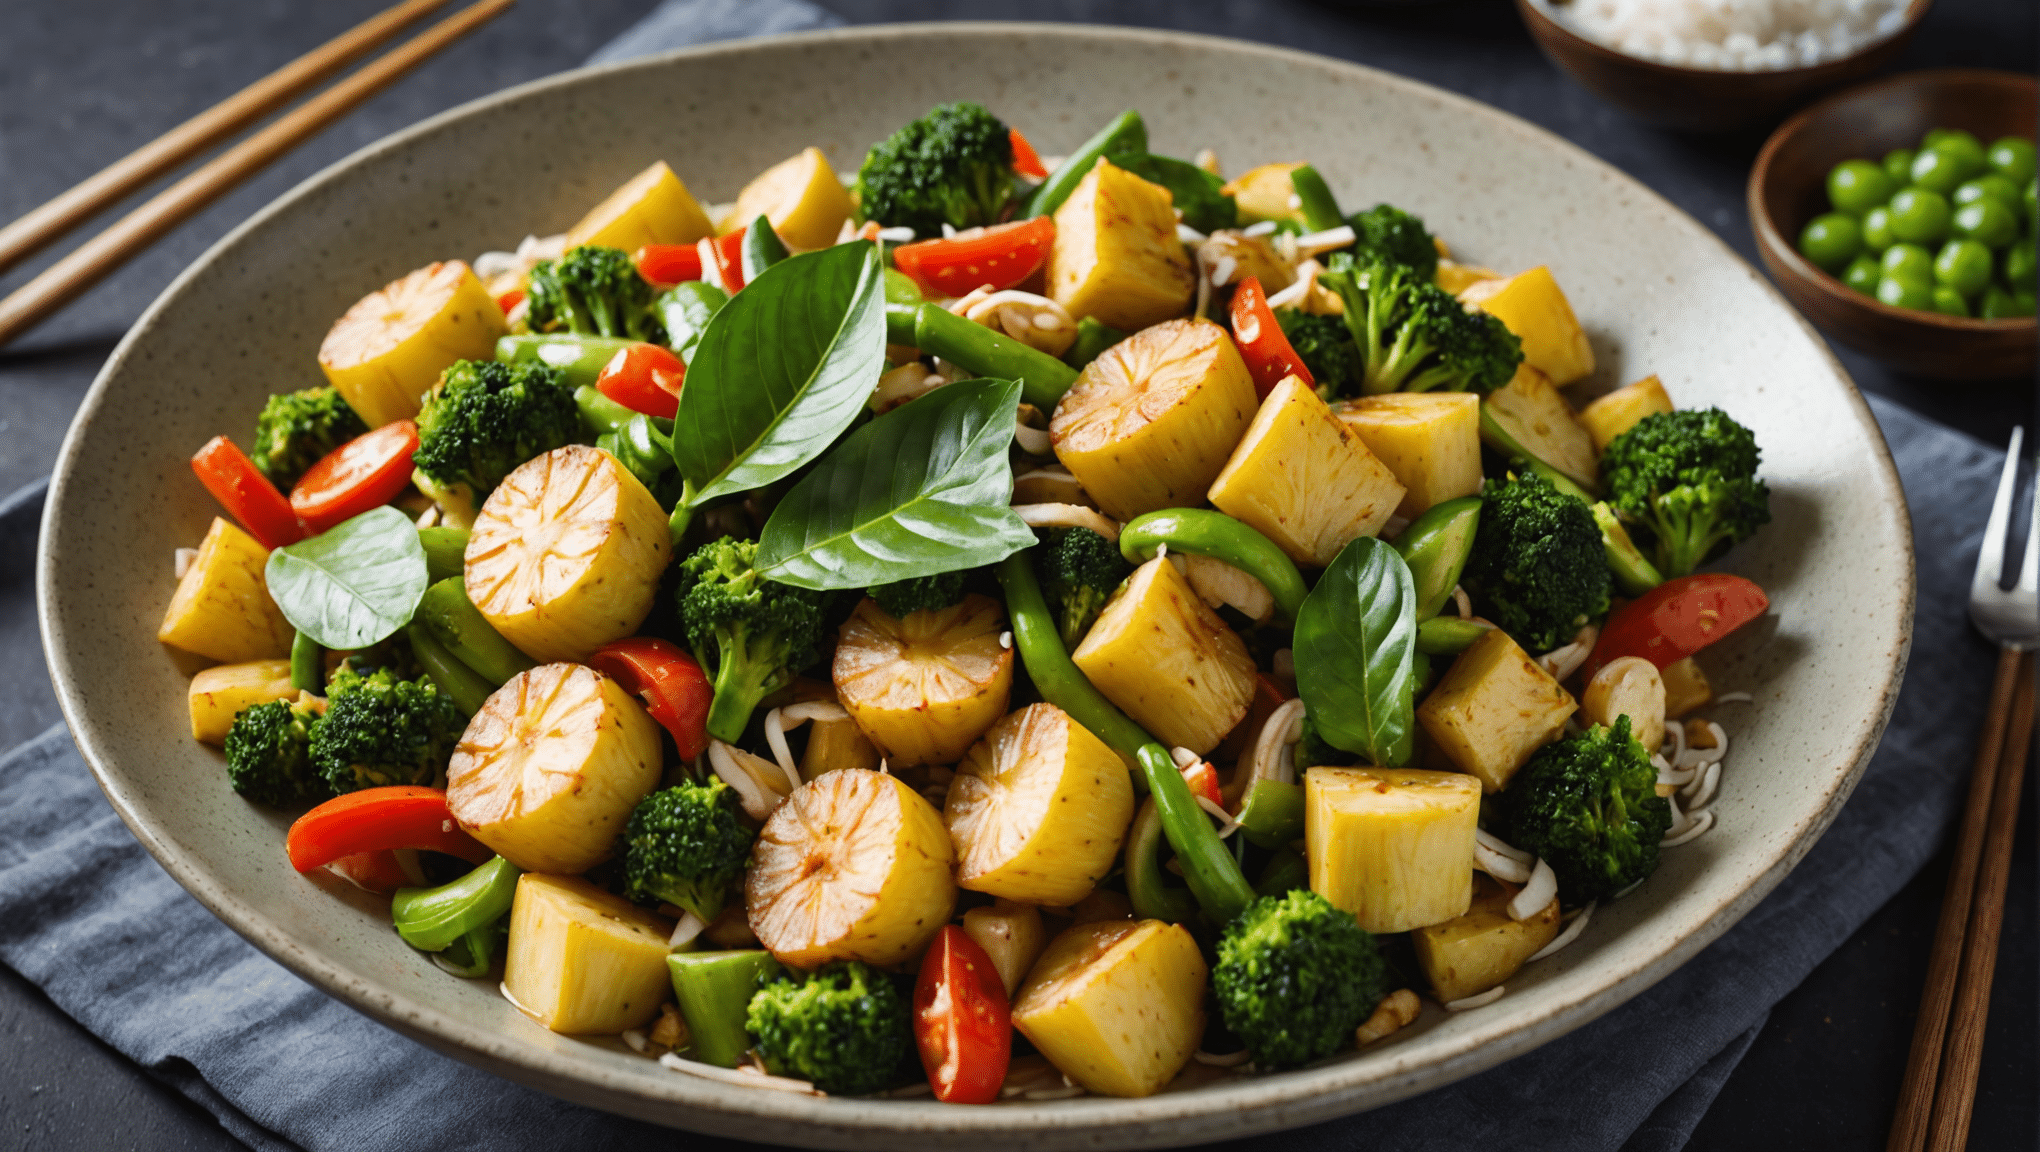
[37,24,1913,1151]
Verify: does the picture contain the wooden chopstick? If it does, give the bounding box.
[1886,645,2024,1152]
[0,0,453,279]
[1925,649,2035,1151]
[0,0,514,351]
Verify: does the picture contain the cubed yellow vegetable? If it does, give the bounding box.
[318,261,506,427]
[1220,162,1306,224]
[1305,766,1481,933]
[1335,391,1484,519]
[1459,265,1595,386]
[187,659,295,744]
[1661,656,1713,719]
[567,160,714,252]
[1411,873,1562,1003]
[1011,919,1207,1098]
[1072,557,1257,755]
[833,595,1013,767]
[158,517,295,664]
[1579,375,1674,454]
[1208,376,1405,567]
[722,146,853,251]
[1416,628,1577,793]
[1050,318,1258,523]
[1047,157,1195,331]
[945,704,1134,906]
[1435,260,1501,295]
[503,873,673,1035]
[1483,363,1600,492]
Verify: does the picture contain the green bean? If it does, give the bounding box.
[1389,496,1481,621]
[391,855,520,952]
[1415,614,1494,656]
[416,578,535,686]
[1288,164,1345,232]
[1024,109,1147,219]
[1117,509,1310,623]
[899,301,1081,420]
[290,631,324,695]
[1135,743,1255,926]
[417,526,469,585]
[1235,778,1305,850]
[1125,796,1200,922]
[405,624,494,716]
[497,333,636,389]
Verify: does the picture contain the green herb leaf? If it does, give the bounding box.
[1294,536,1418,768]
[756,378,1036,589]
[670,242,886,508]
[264,506,429,650]
[1119,154,1238,234]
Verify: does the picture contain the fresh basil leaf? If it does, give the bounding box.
[655,281,729,366]
[1119,154,1237,234]
[264,505,429,650]
[1294,536,1418,768]
[756,378,1036,589]
[670,242,886,508]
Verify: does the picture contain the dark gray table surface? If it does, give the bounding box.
[0,1,2032,1148]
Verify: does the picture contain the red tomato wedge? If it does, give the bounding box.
[701,230,747,293]
[1182,759,1224,809]
[595,344,685,420]
[913,925,1011,1104]
[325,849,417,895]
[495,288,525,314]
[891,217,1054,298]
[587,637,713,760]
[635,243,704,288]
[289,420,419,534]
[286,786,491,873]
[1230,276,1313,399]
[191,435,305,549]
[1584,573,1770,681]
[1009,127,1048,180]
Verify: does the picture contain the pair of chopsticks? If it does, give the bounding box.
[0,0,515,350]
[1886,646,2036,1152]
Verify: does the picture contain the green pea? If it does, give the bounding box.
[1883,148,1917,186]
[1877,276,1934,311]
[1934,239,1993,298]
[1987,137,2038,186]
[1828,159,1895,214]
[1923,131,1988,177]
[1881,242,1934,285]
[1954,174,2021,208]
[1909,148,1971,195]
[1923,128,1980,151]
[1842,253,1881,294]
[1798,212,1863,271]
[1980,286,2019,319]
[2003,239,2037,289]
[1861,205,1896,252]
[1929,285,1971,317]
[1954,197,2020,248]
[1889,188,1953,244]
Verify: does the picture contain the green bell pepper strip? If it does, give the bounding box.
[1254,848,1308,898]
[1024,109,1148,219]
[391,855,521,952]
[1062,316,1129,370]
[883,298,1079,411]
[574,384,677,440]
[1389,496,1482,622]
[1416,614,1494,656]
[429,921,505,978]
[1235,778,1305,850]
[1592,502,1665,596]
[1125,795,1199,923]
[405,624,495,716]
[667,950,781,1067]
[740,215,790,283]
[1288,164,1345,233]
[656,280,729,365]
[497,333,637,390]
[290,631,323,695]
[416,578,536,686]
[417,526,469,585]
[1117,509,1310,624]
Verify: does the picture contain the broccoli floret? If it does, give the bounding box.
[1275,309,1362,400]
[250,386,367,489]
[865,571,967,620]
[223,698,331,807]
[1600,408,1772,579]
[1320,252,1522,396]
[525,244,667,344]
[1506,715,1672,903]
[620,779,756,923]
[1035,526,1131,651]
[412,358,580,501]
[674,537,829,744]
[1461,470,1611,654]
[1213,888,1390,1069]
[853,101,1015,239]
[1347,202,1439,282]
[746,961,913,1094]
[309,666,466,794]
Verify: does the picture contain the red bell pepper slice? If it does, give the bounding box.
[286,786,491,873]
[495,288,525,314]
[891,217,1054,298]
[595,344,685,420]
[1009,127,1048,180]
[913,925,1011,1104]
[1229,276,1313,399]
[1182,758,1224,809]
[701,230,746,294]
[634,243,704,289]
[191,435,305,549]
[1583,573,1770,681]
[587,637,713,760]
[288,419,419,534]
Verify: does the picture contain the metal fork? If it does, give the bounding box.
[1888,425,2039,1152]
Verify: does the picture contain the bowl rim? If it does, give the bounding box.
[1747,66,2040,334]
[35,20,1916,1147]
[1515,0,1933,81]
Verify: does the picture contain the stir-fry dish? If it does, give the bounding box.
[163,101,1775,1102]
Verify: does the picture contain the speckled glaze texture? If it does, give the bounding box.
[37,24,1913,1150]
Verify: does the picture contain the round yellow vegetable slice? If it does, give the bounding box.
[832,594,1013,767]
[723,146,854,251]
[464,445,670,664]
[945,704,1134,906]
[446,663,663,874]
[567,160,714,253]
[317,260,505,428]
[745,767,956,968]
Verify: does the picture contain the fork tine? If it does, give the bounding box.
[1975,425,2024,599]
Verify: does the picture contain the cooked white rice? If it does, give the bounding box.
[1540,0,1909,71]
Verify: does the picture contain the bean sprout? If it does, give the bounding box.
[1452,585,1472,618]
[708,739,791,821]
[1474,829,1533,884]
[667,909,707,949]
[1012,502,1120,540]
[1661,809,1716,847]
[173,547,198,579]
[1509,858,1557,921]
[659,1052,824,1095]
[1526,900,1595,962]
[1538,624,1599,682]
[1247,699,1309,790]
[1294,225,1357,257]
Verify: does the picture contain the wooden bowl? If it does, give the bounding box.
[1749,69,2037,381]
[1515,0,1931,132]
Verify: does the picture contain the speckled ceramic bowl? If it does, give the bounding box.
[37,23,1912,1150]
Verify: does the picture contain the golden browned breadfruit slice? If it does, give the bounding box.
[831,594,1013,767]
[503,872,673,1035]
[1459,265,1595,386]
[1579,375,1675,454]
[158,517,295,664]
[1416,627,1577,793]
[566,160,714,252]
[1207,375,1406,567]
[1047,157,1195,331]
[1072,556,1257,755]
[317,260,505,428]
[1305,765,1481,934]
[1411,872,1562,1003]
[1011,919,1208,1098]
[723,146,854,251]
[1335,391,1485,519]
